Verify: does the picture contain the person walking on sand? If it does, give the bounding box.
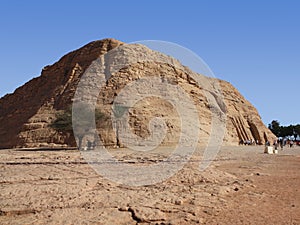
[279,138,284,150]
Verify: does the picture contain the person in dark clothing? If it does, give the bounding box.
[279,139,284,150]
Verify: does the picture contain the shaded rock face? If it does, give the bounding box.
[220,81,275,145]
[0,38,275,148]
[0,39,123,148]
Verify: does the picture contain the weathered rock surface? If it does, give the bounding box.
[0,39,123,148]
[0,38,275,148]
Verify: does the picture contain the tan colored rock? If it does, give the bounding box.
[0,38,123,148]
[0,38,275,149]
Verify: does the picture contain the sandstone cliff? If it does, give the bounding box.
[0,38,275,149]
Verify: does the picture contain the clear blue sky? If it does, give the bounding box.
[0,0,299,126]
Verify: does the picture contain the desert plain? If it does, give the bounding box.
[0,145,299,225]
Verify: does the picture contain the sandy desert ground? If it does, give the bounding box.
[0,145,299,225]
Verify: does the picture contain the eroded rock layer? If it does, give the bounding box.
[0,38,275,148]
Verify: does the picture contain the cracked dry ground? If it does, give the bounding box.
[0,146,299,225]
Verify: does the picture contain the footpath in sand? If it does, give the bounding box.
[0,146,299,225]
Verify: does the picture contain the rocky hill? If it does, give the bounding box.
[0,38,276,149]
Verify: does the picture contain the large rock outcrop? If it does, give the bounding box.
[0,38,275,149]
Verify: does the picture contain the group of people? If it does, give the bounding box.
[271,139,296,150]
[239,139,259,146]
[240,138,299,149]
[83,140,96,150]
